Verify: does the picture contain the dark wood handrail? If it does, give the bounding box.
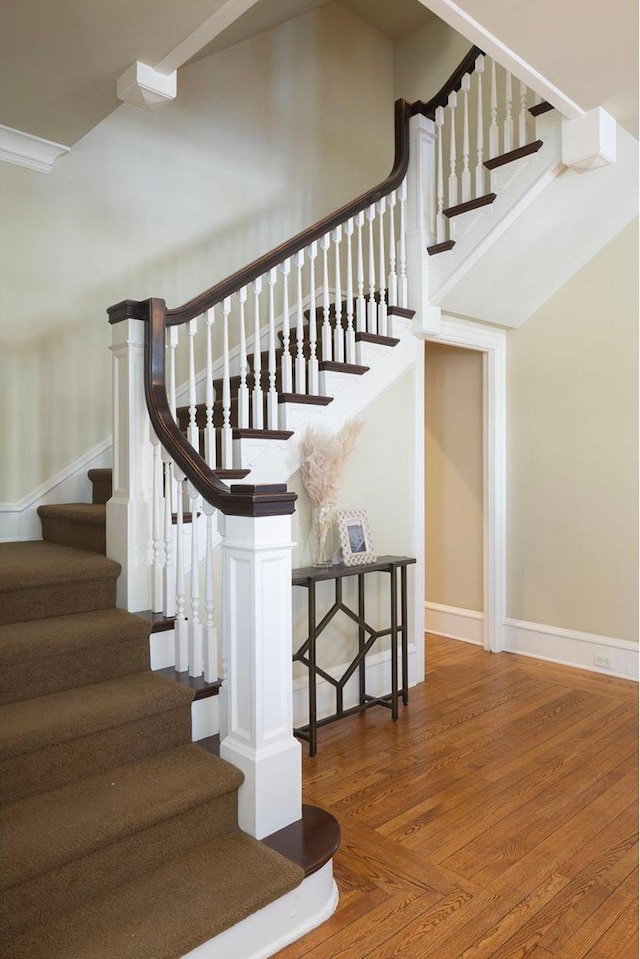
[411,45,483,120]
[108,47,481,514]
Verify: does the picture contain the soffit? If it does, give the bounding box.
[451,0,639,138]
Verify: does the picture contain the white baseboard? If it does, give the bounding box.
[292,643,419,729]
[425,602,484,645]
[182,862,338,959]
[0,440,112,541]
[503,617,639,682]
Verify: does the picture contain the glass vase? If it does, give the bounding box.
[312,505,334,568]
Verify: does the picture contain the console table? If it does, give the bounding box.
[292,555,416,756]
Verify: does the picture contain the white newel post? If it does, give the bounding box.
[106,317,153,612]
[405,112,441,335]
[219,489,302,839]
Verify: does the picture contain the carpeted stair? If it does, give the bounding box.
[0,470,304,959]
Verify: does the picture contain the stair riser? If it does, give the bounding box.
[1,793,240,939]
[40,516,106,555]
[1,706,192,804]
[90,481,112,505]
[0,577,118,626]
[0,637,150,706]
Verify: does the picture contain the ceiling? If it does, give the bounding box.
[1,0,637,147]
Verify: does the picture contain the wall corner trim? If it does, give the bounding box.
[116,62,177,109]
[0,125,70,173]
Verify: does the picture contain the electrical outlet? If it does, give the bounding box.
[593,654,613,669]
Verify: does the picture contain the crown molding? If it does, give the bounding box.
[0,124,70,174]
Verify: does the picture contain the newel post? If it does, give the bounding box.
[106,302,154,612]
[405,112,442,335]
[219,484,301,839]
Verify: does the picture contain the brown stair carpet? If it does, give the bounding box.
[0,541,120,624]
[38,502,107,554]
[0,474,303,957]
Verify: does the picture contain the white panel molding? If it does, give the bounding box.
[503,617,639,682]
[424,315,507,653]
[417,0,584,121]
[292,643,419,729]
[0,439,112,541]
[182,861,338,959]
[0,124,70,173]
[425,602,484,645]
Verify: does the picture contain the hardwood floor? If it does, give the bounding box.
[275,634,638,959]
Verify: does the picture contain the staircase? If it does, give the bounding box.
[0,44,568,959]
[0,469,304,959]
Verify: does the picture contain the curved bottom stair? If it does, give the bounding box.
[0,478,333,959]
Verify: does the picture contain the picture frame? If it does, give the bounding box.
[336,508,376,566]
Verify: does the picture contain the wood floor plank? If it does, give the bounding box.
[274,635,638,959]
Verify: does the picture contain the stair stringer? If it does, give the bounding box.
[430,112,564,305]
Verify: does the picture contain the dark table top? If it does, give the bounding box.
[292,555,416,586]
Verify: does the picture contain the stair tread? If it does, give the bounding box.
[0,541,120,592]
[0,609,151,705]
[1,743,244,891]
[0,671,193,762]
[37,503,106,525]
[2,830,303,959]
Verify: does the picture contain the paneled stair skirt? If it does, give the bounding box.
[0,491,305,959]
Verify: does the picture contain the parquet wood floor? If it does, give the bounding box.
[275,634,638,959]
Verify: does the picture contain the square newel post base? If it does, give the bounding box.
[219,495,302,840]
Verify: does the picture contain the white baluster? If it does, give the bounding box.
[237,287,250,429]
[204,308,216,468]
[203,501,217,683]
[355,211,366,332]
[187,317,199,454]
[387,194,398,306]
[295,250,307,393]
[166,326,179,517]
[504,70,513,153]
[307,242,319,394]
[188,485,203,677]
[489,58,499,159]
[398,178,408,308]
[163,460,175,619]
[280,260,293,394]
[174,469,188,672]
[461,74,471,203]
[447,90,458,209]
[221,297,233,466]
[321,234,332,362]
[435,106,445,242]
[344,219,356,363]
[518,78,528,147]
[475,55,485,198]
[366,203,377,334]
[252,277,264,429]
[377,198,387,336]
[151,432,164,613]
[333,225,344,363]
[266,267,278,428]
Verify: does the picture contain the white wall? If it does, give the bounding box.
[507,219,638,644]
[0,2,395,503]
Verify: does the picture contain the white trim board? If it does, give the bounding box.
[425,603,639,681]
[425,602,484,645]
[503,617,639,682]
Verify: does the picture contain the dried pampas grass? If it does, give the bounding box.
[298,420,363,508]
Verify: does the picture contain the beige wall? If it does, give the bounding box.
[0,2,395,503]
[393,15,470,103]
[507,219,639,643]
[425,342,484,611]
[290,367,419,670]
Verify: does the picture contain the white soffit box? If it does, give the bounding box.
[0,125,70,173]
[116,62,177,109]
[562,108,617,172]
